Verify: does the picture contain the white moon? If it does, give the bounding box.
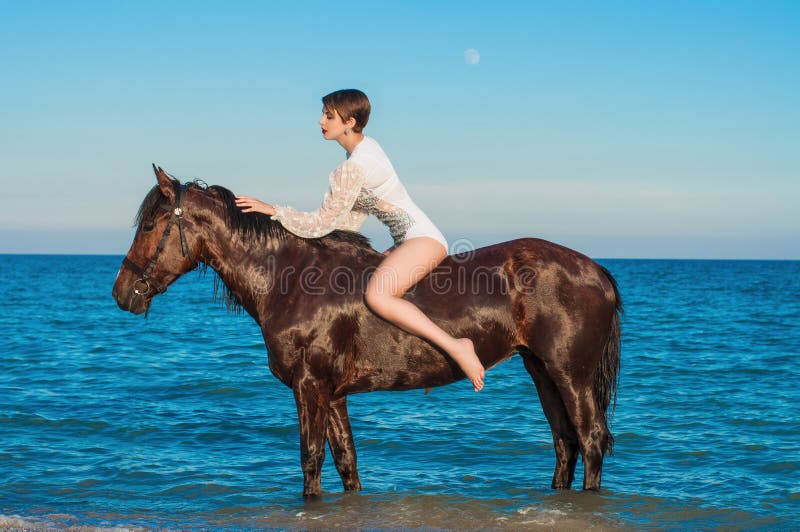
[464,48,480,65]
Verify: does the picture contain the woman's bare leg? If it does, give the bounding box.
[364,237,485,391]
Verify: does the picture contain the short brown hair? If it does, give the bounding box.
[322,89,371,133]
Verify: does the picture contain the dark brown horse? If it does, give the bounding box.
[112,166,622,496]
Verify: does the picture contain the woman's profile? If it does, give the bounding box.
[235,89,485,391]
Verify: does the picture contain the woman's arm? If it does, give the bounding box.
[339,209,368,232]
[235,196,277,216]
[238,160,366,239]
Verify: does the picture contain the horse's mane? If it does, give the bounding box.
[206,184,376,252]
[134,174,379,313]
[134,176,376,253]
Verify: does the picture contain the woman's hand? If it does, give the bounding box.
[235,195,277,216]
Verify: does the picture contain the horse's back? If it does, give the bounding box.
[436,237,614,300]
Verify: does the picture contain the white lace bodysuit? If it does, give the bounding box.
[271,136,449,252]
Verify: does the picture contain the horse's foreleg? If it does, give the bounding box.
[326,396,362,492]
[521,353,579,489]
[292,371,332,497]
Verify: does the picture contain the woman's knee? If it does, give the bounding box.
[364,278,382,305]
[366,267,400,300]
[364,284,391,311]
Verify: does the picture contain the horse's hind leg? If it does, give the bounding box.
[521,352,579,489]
[546,348,610,491]
[326,396,362,491]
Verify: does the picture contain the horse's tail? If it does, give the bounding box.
[593,265,623,454]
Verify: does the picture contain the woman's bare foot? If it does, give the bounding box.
[447,337,485,392]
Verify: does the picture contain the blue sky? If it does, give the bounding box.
[1,0,797,258]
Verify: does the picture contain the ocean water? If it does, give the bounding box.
[0,255,798,530]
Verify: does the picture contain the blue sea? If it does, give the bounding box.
[0,255,798,530]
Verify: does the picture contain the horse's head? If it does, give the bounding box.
[112,165,200,314]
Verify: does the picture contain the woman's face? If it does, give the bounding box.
[319,107,350,140]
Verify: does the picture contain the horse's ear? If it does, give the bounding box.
[153,163,176,204]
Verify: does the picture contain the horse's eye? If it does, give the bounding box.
[142,223,155,232]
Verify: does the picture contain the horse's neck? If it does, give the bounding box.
[201,222,310,319]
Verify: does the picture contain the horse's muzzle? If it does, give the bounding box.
[112,283,150,315]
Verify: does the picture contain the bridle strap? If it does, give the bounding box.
[177,213,192,260]
[123,184,195,296]
[122,256,145,276]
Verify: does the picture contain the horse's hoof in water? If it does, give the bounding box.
[343,481,362,492]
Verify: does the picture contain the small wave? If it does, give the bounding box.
[0,513,145,531]
[156,482,239,498]
[760,461,800,473]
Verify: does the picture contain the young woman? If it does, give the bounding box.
[235,89,485,391]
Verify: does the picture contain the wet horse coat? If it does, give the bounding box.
[112,167,622,496]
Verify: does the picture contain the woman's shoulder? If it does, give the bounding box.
[362,135,391,156]
[350,136,391,166]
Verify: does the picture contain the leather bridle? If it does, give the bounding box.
[122,184,195,297]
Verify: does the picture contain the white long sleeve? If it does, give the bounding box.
[338,209,369,231]
[272,159,367,238]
